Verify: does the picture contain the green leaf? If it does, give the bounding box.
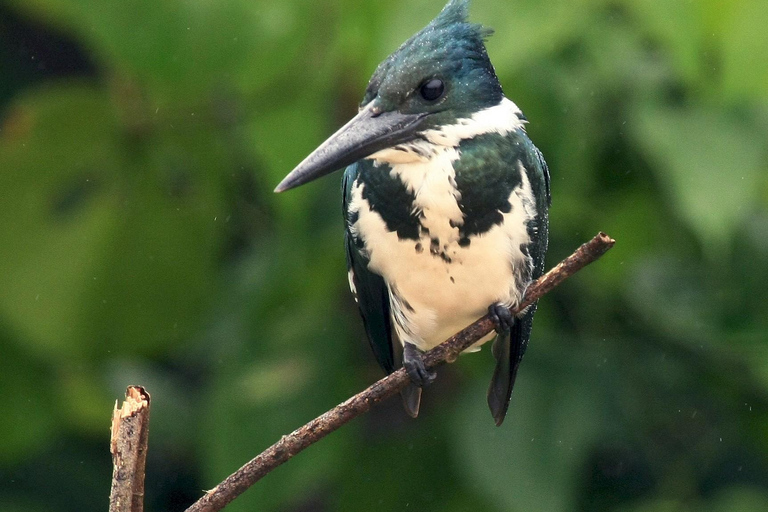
[0,83,223,359]
[625,0,706,85]
[247,92,326,223]
[0,337,56,464]
[708,486,768,512]
[616,486,768,512]
[625,255,715,342]
[198,298,353,510]
[0,83,124,358]
[632,104,766,255]
[451,362,605,512]
[719,0,768,101]
[478,0,596,70]
[6,0,316,104]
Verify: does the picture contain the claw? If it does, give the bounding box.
[488,303,515,333]
[403,342,436,387]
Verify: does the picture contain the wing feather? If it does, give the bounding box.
[343,164,397,374]
[488,135,550,424]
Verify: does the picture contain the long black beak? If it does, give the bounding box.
[274,103,427,193]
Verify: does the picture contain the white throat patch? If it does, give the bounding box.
[368,97,525,165]
[423,97,526,147]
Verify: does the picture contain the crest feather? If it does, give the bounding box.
[430,0,494,40]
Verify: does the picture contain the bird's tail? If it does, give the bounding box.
[401,383,422,418]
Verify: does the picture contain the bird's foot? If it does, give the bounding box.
[403,342,436,387]
[488,303,515,334]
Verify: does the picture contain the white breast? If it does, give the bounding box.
[348,97,535,352]
[349,159,535,352]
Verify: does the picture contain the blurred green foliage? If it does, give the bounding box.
[1,0,767,510]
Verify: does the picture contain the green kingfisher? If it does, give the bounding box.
[275,0,550,426]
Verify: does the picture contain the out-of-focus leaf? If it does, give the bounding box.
[0,83,123,357]
[625,255,714,343]
[708,486,768,512]
[201,361,344,511]
[194,243,356,511]
[452,360,605,512]
[0,337,56,464]
[0,83,223,359]
[0,500,48,512]
[333,398,495,512]
[719,0,768,101]
[55,364,114,434]
[632,105,766,254]
[247,92,326,223]
[617,486,768,512]
[579,188,679,289]
[625,0,706,86]
[5,0,316,104]
[200,311,352,510]
[471,0,595,71]
[616,498,693,512]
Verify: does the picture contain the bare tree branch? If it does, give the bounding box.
[185,232,616,512]
[110,385,151,512]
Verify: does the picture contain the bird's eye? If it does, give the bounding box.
[419,79,445,102]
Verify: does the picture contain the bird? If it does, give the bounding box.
[275,0,550,426]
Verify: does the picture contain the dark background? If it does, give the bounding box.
[1,0,767,511]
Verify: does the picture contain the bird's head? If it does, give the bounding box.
[275,0,502,193]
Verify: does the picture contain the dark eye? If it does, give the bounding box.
[419,78,445,102]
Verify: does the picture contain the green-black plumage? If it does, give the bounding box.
[344,131,550,423]
[277,0,551,425]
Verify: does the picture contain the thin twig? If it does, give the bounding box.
[110,386,151,512]
[185,232,615,512]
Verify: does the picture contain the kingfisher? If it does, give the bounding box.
[275,0,550,425]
